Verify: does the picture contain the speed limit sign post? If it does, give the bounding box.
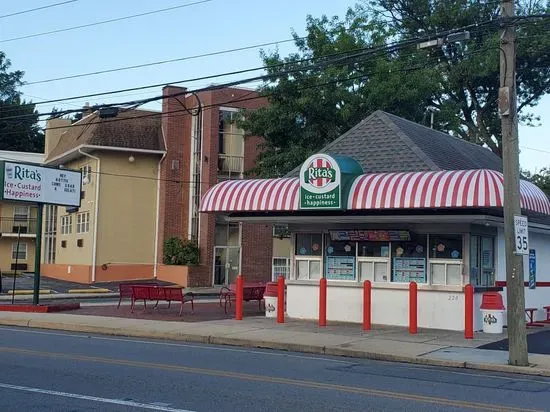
[514,215,529,255]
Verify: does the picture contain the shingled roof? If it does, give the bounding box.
[46,109,165,162]
[289,110,502,176]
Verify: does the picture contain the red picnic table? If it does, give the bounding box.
[219,282,266,314]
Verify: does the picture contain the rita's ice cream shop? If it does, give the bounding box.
[200,111,550,332]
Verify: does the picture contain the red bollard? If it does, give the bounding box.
[464,284,474,339]
[409,281,417,334]
[235,275,244,320]
[319,277,327,327]
[363,280,372,331]
[277,276,285,324]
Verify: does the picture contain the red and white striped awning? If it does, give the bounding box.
[348,169,550,214]
[201,178,300,212]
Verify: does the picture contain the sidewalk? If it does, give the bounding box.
[0,309,549,377]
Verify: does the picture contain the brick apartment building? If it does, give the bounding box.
[41,86,274,287]
[159,86,273,286]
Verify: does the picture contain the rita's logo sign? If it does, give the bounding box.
[299,154,341,210]
[304,159,336,188]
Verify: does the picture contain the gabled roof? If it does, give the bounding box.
[288,110,502,176]
[46,109,165,163]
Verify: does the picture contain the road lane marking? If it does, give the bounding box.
[0,382,195,412]
[0,326,353,364]
[1,326,549,386]
[0,346,540,412]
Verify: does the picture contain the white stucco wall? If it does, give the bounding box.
[496,227,550,322]
[287,282,470,331]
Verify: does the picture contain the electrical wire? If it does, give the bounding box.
[0,45,502,131]
[0,0,214,44]
[2,19,500,116]
[0,0,77,19]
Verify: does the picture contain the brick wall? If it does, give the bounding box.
[161,86,271,286]
[241,223,273,282]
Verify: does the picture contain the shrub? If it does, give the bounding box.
[163,237,199,265]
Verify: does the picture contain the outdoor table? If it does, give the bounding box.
[525,307,545,327]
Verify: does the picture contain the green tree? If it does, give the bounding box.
[0,52,43,153]
[523,168,550,196]
[242,1,550,177]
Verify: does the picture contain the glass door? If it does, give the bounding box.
[470,236,495,287]
[213,246,241,286]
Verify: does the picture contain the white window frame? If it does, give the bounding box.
[272,257,291,281]
[357,257,391,283]
[13,205,29,222]
[80,164,92,185]
[429,259,464,286]
[12,242,27,260]
[76,212,90,233]
[294,257,323,281]
[61,215,72,235]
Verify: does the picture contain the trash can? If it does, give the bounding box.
[480,292,505,334]
[264,282,278,318]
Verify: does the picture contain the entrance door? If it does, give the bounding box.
[213,246,241,286]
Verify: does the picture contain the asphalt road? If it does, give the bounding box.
[0,327,548,412]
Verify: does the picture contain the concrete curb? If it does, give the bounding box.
[1,316,548,378]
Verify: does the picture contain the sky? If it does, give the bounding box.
[1,0,548,172]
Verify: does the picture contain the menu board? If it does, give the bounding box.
[329,230,410,242]
[325,256,355,280]
[392,257,426,283]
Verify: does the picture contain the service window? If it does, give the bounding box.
[325,234,356,280]
[429,235,463,286]
[295,233,322,280]
[358,241,390,283]
[391,235,428,283]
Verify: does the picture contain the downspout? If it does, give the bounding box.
[78,148,100,283]
[153,151,167,278]
[154,123,169,278]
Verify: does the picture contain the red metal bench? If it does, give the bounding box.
[219,283,266,314]
[117,282,159,308]
[525,307,545,327]
[130,285,194,316]
[543,306,550,324]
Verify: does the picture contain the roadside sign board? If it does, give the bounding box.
[514,215,529,255]
[0,161,81,207]
[529,249,536,289]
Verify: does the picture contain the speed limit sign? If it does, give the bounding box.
[514,215,529,255]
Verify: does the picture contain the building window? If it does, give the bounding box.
[61,215,72,235]
[80,164,92,185]
[324,234,356,280]
[429,234,464,286]
[12,242,27,260]
[218,109,244,179]
[391,235,428,283]
[295,233,323,256]
[295,258,321,280]
[76,212,90,233]
[272,257,290,281]
[13,206,29,222]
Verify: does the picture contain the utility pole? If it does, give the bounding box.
[499,0,529,366]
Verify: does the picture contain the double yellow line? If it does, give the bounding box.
[0,346,539,412]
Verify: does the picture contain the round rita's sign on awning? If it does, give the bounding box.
[299,154,341,210]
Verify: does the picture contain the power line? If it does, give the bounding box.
[25,39,298,85]
[0,43,462,122]
[0,40,500,125]
[0,0,77,19]
[4,19,500,116]
[0,0,214,43]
